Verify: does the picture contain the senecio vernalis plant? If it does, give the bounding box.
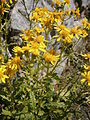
[0,0,90,119]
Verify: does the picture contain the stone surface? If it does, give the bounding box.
[82,0,90,7]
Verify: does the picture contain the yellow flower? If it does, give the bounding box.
[54,24,68,32]
[6,62,16,77]
[59,29,70,37]
[28,40,46,56]
[31,7,48,22]
[52,11,63,22]
[0,5,10,15]
[53,0,61,6]
[81,71,90,86]
[0,54,2,61]
[54,29,72,42]
[1,0,14,4]
[71,9,75,14]
[1,0,16,14]
[34,27,44,35]
[40,16,54,30]
[5,56,22,77]
[81,53,90,61]
[0,65,8,83]
[63,36,72,43]
[11,56,22,70]
[71,26,81,39]
[22,45,30,52]
[84,65,90,71]
[43,49,60,65]
[13,46,24,54]
[1,0,6,3]
[75,8,80,17]
[7,56,22,72]
[64,10,70,16]
[35,35,44,43]
[30,12,39,21]
[81,18,90,29]
[79,30,88,38]
[29,42,40,56]
[64,0,70,6]
[34,35,48,43]
[20,30,34,42]
[54,24,72,41]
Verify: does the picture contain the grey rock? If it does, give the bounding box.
[56,58,67,77]
[82,0,90,7]
[11,0,33,30]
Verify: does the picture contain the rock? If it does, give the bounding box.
[82,0,90,7]
[56,58,68,77]
[11,0,33,30]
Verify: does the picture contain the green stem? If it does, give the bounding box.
[6,78,15,117]
[51,47,64,73]
[47,63,49,75]
[4,17,8,62]
[0,1,2,54]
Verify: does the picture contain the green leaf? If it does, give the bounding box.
[53,109,63,115]
[38,110,44,116]
[21,106,28,113]
[52,73,60,81]
[0,95,11,102]
[2,109,12,116]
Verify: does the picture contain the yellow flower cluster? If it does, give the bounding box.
[54,25,88,43]
[81,53,90,86]
[0,0,16,14]
[31,7,65,31]
[19,5,90,66]
[20,30,47,56]
[19,28,59,63]
[0,0,90,85]
[0,56,22,83]
[52,0,69,6]
[0,65,8,83]
[30,6,89,44]
[19,23,60,64]
[5,56,22,77]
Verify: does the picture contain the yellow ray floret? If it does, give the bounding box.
[81,71,90,86]
[0,65,8,83]
[84,65,90,71]
[81,53,90,61]
[1,0,16,14]
[43,49,60,65]
[81,18,90,29]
